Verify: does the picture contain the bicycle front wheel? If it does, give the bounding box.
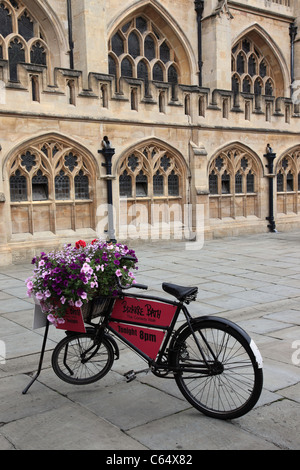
[171,320,263,419]
[51,332,114,385]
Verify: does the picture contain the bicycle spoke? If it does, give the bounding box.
[173,322,262,419]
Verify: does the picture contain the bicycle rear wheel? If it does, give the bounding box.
[51,332,114,385]
[170,320,263,419]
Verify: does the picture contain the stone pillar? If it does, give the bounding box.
[72,0,108,87]
[202,1,233,91]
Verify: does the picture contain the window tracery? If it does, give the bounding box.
[276,149,300,214]
[231,37,275,97]
[8,138,94,234]
[0,0,48,80]
[108,15,179,94]
[209,147,259,219]
[119,144,183,199]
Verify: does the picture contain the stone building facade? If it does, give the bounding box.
[0,0,299,264]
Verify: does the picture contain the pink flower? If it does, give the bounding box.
[47,313,56,324]
[115,269,122,277]
[75,299,83,308]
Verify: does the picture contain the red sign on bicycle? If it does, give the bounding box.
[110,297,177,327]
[109,297,177,359]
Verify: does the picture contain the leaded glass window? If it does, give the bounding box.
[111,32,124,56]
[108,55,117,76]
[235,171,243,193]
[243,77,251,93]
[30,42,46,65]
[144,35,155,61]
[153,171,163,195]
[277,172,284,192]
[0,2,49,84]
[55,170,70,199]
[246,171,254,193]
[136,16,147,34]
[237,53,245,74]
[75,170,89,199]
[119,170,132,197]
[8,38,25,81]
[10,170,27,201]
[119,144,183,201]
[153,62,163,81]
[128,31,140,59]
[265,79,273,96]
[18,11,34,41]
[108,15,180,95]
[248,54,256,76]
[232,37,276,97]
[168,170,179,196]
[0,3,12,37]
[21,151,36,172]
[65,152,78,172]
[137,60,149,94]
[9,138,95,235]
[160,42,170,63]
[121,57,133,78]
[209,171,218,194]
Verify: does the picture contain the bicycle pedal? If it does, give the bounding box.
[124,370,136,382]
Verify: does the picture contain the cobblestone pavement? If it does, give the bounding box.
[0,230,300,450]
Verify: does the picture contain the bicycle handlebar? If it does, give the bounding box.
[116,255,148,291]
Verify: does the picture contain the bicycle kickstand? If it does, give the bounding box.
[124,367,150,382]
[22,320,50,394]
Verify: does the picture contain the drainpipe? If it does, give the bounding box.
[194,1,204,87]
[289,21,297,98]
[67,0,74,69]
[264,145,277,233]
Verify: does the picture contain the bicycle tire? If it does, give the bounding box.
[170,320,263,419]
[51,332,114,385]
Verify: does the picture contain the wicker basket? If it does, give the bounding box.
[81,296,112,322]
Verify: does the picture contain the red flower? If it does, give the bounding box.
[75,240,86,249]
[91,239,98,245]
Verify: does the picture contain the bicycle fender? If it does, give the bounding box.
[192,316,252,343]
[104,333,120,360]
[173,316,263,369]
[65,329,120,360]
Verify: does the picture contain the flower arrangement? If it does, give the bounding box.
[26,239,138,325]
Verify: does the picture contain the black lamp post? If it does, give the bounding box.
[98,136,117,243]
[264,144,277,233]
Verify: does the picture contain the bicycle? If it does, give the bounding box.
[43,255,263,420]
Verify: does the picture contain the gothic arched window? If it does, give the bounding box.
[209,147,260,219]
[232,36,275,97]
[8,138,95,234]
[0,1,49,81]
[108,15,180,95]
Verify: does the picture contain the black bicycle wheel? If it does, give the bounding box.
[51,332,114,385]
[170,320,263,419]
